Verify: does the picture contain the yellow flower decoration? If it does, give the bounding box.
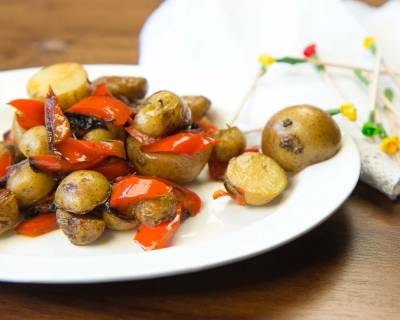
[363,36,375,49]
[380,136,399,155]
[339,102,357,122]
[258,54,276,69]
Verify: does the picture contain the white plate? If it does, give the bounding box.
[0,65,360,283]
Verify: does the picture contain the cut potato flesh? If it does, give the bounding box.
[27,62,90,110]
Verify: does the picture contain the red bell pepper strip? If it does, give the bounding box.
[29,154,105,175]
[134,204,181,250]
[7,99,45,129]
[212,187,246,206]
[55,138,126,164]
[196,116,218,134]
[0,153,12,179]
[45,88,72,147]
[142,132,217,156]
[125,125,159,145]
[244,146,260,153]
[93,83,112,97]
[15,213,58,237]
[67,96,132,126]
[92,159,132,180]
[156,178,201,216]
[208,155,227,182]
[110,175,172,209]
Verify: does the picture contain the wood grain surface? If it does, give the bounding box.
[0,1,399,319]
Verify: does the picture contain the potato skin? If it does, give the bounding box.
[182,95,211,120]
[135,192,177,227]
[102,209,139,231]
[225,152,287,206]
[126,136,212,183]
[212,127,246,163]
[55,170,110,214]
[7,161,55,208]
[93,76,148,101]
[0,189,19,235]
[132,91,192,138]
[262,105,341,172]
[83,128,115,141]
[56,209,105,245]
[19,126,52,157]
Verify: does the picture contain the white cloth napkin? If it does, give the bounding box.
[139,0,400,199]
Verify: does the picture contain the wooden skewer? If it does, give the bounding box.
[369,48,382,123]
[382,61,400,94]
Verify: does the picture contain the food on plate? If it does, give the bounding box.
[211,127,246,164]
[132,90,191,138]
[214,152,287,206]
[0,141,15,179]
[262,105,341,172]
[102,208,139,231]
[27,62,91,109]
[54,170,110,214]
[56,208,105,245]
[0,189,19,235]
[11,115,27,156]
[126,135,213,183]
[92,76,148,101]
[7,161,55,208]
[83,128,115,141]
[19,126,52,157]
[182,95,211,120]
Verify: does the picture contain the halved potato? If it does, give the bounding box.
[126,136,212,183]
[27,62,90,109]
[19,126,52,157]
[92,76,148,101]
[102,209,139,231]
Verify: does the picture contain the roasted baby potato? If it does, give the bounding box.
[126,136,212,183]
[19,126,52,157]
[262,105,341,172]
[135,192,178,227]
[0,189,19,235]
[182,95,211,120]
[132,90,191,137]
[225,152,287,206]
[56,208,105,245]
[92,76,148,101]
[105,123,127,141]
[102,209,139,231]
[83,128,115,141]
[55,170,110,214]
[7,161,55,208]
[27,62,90,110]
[212,127,246,163]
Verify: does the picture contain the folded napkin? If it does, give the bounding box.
[139,0,400,199]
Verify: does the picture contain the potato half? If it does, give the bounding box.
[27,62,90,109]
[19,126,52,157]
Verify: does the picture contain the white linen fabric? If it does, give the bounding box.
[139,0,400,199]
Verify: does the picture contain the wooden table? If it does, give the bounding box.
[0,1,399,319]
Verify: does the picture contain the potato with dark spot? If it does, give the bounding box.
[56,209,105,245]
[19,126,52,157]
[262,105,341,172]
[102,209,139,231]
[225,152,287,206]
[93,76,148,101]
[126,136,212,183]
[182,95,211,120]
[7,161,55,208]
[55,170,110,214]
[0,189,19,235]
[132,91,191,137]
[135,192,177,227]
[212,127,246,163]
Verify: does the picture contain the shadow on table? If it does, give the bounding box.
[1,208,352,319]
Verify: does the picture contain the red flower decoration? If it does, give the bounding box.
[303,43,316,58]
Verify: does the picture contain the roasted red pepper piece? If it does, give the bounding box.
[142,132,217,156]
[208,155,227,182]
[67,96,132,126]
[15,213,58,237]
[92,158,132,180]
[134,204,181,250]
[93,83,113,97]
[110,175,172,209]
[29,154,105,175]
[125,125,159,145]
[45,88,72,147]
[7,99,45,129]
[0,153,12,179]
[213,187,246,206]
[56,138,125,164]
